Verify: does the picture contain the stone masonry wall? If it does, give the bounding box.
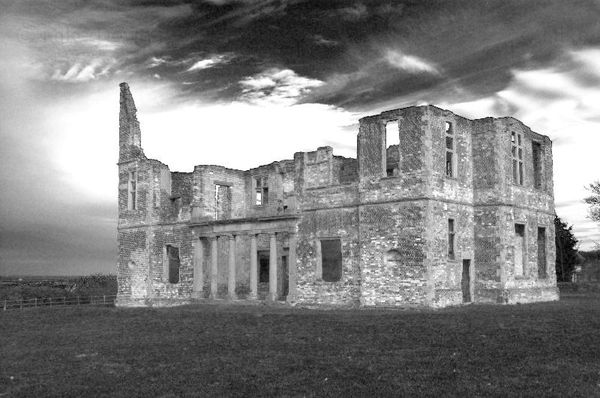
[192,165,246,221]
[148,224,194,303]
[359,202,428,306]
[471,116,557,303]
[427,201,475,307]
[116,229,148,306]
[296,207,360,306]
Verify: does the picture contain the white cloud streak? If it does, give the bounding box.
[239,68,323,105]
[385,49,440,75]
[187,55,230,71]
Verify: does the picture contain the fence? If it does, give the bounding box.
[2,295,117,311]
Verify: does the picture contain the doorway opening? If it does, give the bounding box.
[462,259,471,303]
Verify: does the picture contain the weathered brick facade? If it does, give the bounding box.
[116,82,558,308]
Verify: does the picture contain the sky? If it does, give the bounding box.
[1,0,600,276]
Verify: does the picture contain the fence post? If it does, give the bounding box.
[3,299,6,311]
[103,295,106,306]
[35,297,37,308]
[49,297,52,307]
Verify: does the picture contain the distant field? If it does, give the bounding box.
[0,274,117,302]
[2,294,600,397]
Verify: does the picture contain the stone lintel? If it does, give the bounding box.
[190,217,299,237]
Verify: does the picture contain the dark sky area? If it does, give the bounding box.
[1,0,600,275]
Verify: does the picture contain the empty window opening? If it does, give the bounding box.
[128,171,137,210]
[532,142,543,189]
[385,249,402,266]
[166,245,180,284]
[321,239,342,282]
[215,183,232,220]
[448,219,456,259]
[445,121,453,133]
[258,251,269,283]
[514,224,526,276]
[385,120,399,177]
[255,177,269,206]
[445,121,456,177]
[511,132,524,185]
[537,227,547,279]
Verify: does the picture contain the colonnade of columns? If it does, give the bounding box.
[192,232,297,302]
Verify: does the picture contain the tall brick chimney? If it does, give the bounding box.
[119,82,146,163]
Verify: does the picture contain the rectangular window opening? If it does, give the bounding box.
[128,171,137,210]
[511,132,524,185]
[445,121,453,134]
[448,219,456,259]
[385,120,399,177]
[537,227,547,279]
[166,245,180,284]
[254,177,269,206]
[255,190,262,206]
[320,239,342,282]
[445,121,456,178]
[532,142,543,189]
[514,224,526,276]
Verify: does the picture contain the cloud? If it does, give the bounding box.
[337,3,368,21]
[51,60,112,82]
[385,49,440,75]
[239,68,324,105]
[147,56,168,68]
[187,54,231,72]
[313,35,339,47]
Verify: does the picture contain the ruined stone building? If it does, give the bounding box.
[116,82,559,308]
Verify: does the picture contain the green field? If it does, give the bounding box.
[2,293,600,397]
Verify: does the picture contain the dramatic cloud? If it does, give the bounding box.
[2,0,600,275]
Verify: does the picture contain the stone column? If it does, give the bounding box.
[269,232,278,301]
[249,234,258,300]
[287,233,297,303]
[228,235,237,300]
[209,236,218,299]
[192,237,204,298]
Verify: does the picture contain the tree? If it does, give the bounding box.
[584,181,600,222]
[555,215,579,282]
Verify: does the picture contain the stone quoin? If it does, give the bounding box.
[116,82,559,308]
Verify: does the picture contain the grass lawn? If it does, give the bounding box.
[2,294,600,397]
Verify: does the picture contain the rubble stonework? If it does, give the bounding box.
[116,82,559,308]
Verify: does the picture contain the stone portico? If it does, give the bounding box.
[190,215,300,302]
